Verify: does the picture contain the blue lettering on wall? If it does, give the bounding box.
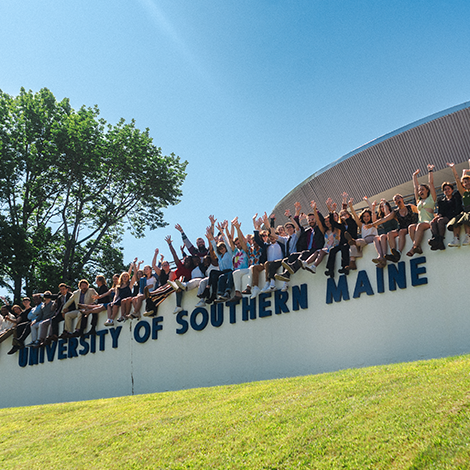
[353,271,374,299]
[18,348,28,368]
[176,310,189,335]
[242,297,256,321]
[228,302,237,324]
[152,317,164,339]
[410,256,428,286]
[57,339,68,360]
[210,304,224,327]
[326,275,350,304]
[376,266,385,294]
[29,346,39,365]
[274,290,289,314]
[68,337,79,358]
[79,336,90,356]
[190,308,209,331]
[259,293,272,318]
[96,330,108,351]
[134,321,151,343]
[109,326,122,348]
[292,284,308,310]
[388,262,407,291]
[90,333,96,353]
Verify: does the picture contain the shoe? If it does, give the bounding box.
[437,240,446,250]
[324,270,334,278]
[87,327,97,336]
[71,330,81,337]
[25,341,36,347]
[344,232,357,246]
[378,258,387,269]
[59,331,71,339]
[338,267,350,275]
[129,312,140,319]
[414,246,423,254]
[406,247,416,257]
[462,234,470,246]
[448,237,460,247]
[167,281,179,291]
[43,337,52,346]
[281,260,295,275]
[195,299,206,308]
[31,340,41,348]
[7,346,20,355]
[250,286,261,299]
[174,279,185,290]
[104,319,114,327]
[117,316,126,322]
[268,282,276,291]
[173,306,183,314]
[228,293,242,303]
[348,259,357,270]
[280,282,289,292]
[49,335,58,342]
[275,273,290,282]
[260,282,271,293]
[302,261,316,274]
[391,248,401,262]
[241,286,251,295]
[143,310,155,317]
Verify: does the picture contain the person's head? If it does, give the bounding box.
[441,182,454,194]
[246,234,253,245]
[118,272,130,286]
[58,283,69,296]
[43,291,53,302]
[461,175,470,190]
[393,194,404,207]
[112,274,120,287]
[202,255,212,268]
[191,255,200,268]
[216,242,227,255]
[268,234,277,244]
[78,280,89,293]
[276,225,286,237]
[161,260,170,273]
[307,213,316,227]
[324,217,332,229]
[196,237,206,249]
[378,200,392,218]
[360,209,372,224]
[32,294,42,306]
[260,230,269,243]
[143,265,152,277]
[95,275,106,287]
[234,237,242,250]
[417,183,430,200]
[339,210,350,221]
[0,305,9,317]
[11,305,22,316]
[22,297,31,309]
[284,222,295,235]
[136,270,144,279]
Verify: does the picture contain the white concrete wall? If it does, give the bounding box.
[1,238,469,408]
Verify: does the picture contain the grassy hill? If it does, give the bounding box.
[1,355,470,469]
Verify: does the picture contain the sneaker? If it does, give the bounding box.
[228,293,242,303]
[302,261,316,274]
[143,310,155,317]
[463,234,470,246]
[448,237,460,247]
[260,282,271,293]
[274,273,290,282]
[281,260,295,275]
[250,286,261,299]
[104,319,114,327]
[173,306,183,314]
[195,299,206,308]
[280,282,289,292]
[168,281,178,291]
[268,281,276,291]
[174,279,186,290]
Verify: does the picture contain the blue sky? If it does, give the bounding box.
[1,0,470,271]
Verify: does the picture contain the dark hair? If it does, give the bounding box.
[441,181,454,191]
[359,209,372,223]
[378,201,392,218]
[418,183,430,199]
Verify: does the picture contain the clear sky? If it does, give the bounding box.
[1,0,470,272]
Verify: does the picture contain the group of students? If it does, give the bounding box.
[2,161,470,355]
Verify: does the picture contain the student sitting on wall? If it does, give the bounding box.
[406,165,437,257]
[429,180,462,250]
[302,199,341,276]
[62,280,99,334]
[345,197,378,270]
[371,199,398,269]
[369,194,418,263]
[446,161,470,246]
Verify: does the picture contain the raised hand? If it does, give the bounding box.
[175,223,183,232]
[165,235,172,245]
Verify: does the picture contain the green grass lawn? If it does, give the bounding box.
[2,355,470,469]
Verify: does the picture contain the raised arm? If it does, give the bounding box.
[412,169,420,202]
[447,162,465,195]
[427,164,437,202]
[310,200,325,234]
[165,235,180,266]
[347,198,361,226]
[232,217,249,253]
[152,248,162,275]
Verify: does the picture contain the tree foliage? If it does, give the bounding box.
[0,87,187,301]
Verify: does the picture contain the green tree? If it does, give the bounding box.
[0,87,187,302]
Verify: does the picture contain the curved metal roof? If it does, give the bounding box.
[273,101,470,218]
